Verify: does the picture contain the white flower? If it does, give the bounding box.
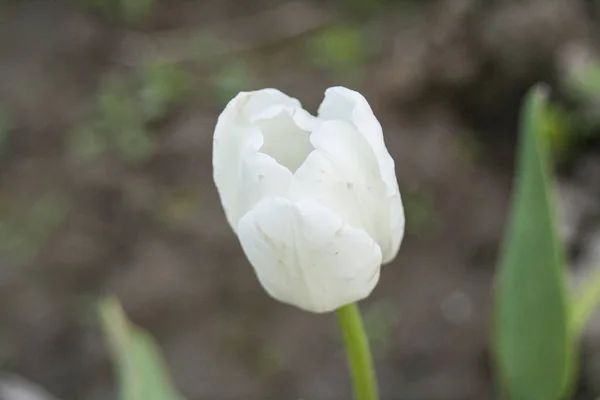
[213,86,405,313]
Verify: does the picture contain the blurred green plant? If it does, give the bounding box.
[0,191,70,264]
[568,64,600,100]
[572,266,600,335]
[77,0,155,24]
[563,63,600,137]
[71,61,190,164]
[139,61,190,121]
[539,103,575,163]
[494,86,575,400]
[211,62,257,106]
[566,62,600,335]
[0,106,12,154]
[306,25,366,82]
[99,297,185,400]
[187,31,258,106]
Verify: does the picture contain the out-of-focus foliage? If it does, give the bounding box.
[569,65,600,99]
[0,191,70,265]
[78,0,155,23]
[571,266,600,335]
[560,63,600,149]
[306,25,367,82]
[212,62,257,106]
[539,103,574,163]
[70,61,190,164]
[139,61,190,121]
[99,298,185,400]
[494,86,574,400]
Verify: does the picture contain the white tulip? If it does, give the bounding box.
[213,86,404,313]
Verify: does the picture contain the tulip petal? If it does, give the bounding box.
[318,87,398,195]
[386,191,405,263]
[237,197,382,313]
[252,106,315,173]
[213,89,315,229]
[317,87,405,263]
[236,152,293,230]
[291,120,400,262]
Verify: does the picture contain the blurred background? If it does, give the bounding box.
[3,0,600,399]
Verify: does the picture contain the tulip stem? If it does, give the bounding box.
[336,302,379,400]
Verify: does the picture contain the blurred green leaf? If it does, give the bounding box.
[212,62,255,105]
[71,70,162,164]
[0,191,70,265]
[120,0,155,23]
[114,123,156,164]
[539,103,574,163]
[77,0,155,23]
[568,65,600,99]
[139,61,189,121]
[98,75,138,132]
[565,63,600,135]
[571,266,600,335]
[69,123,108,161]
[307,25,366,81]
[494,86,574,400]
[99,297,185,400]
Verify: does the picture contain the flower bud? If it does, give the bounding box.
[213,87,404,313]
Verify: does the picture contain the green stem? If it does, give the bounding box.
[336,302,379,400]
[572,266,600,335]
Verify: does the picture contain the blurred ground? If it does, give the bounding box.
[2,0,600,399]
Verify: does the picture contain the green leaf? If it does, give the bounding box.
[99,298,185,400]
[571,266,600,335]
[494,85,575,400]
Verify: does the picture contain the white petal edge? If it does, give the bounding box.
[213,89,307,229]
[384,191,405,264]
[318,86,399,197]
[237,197,382,313]
[317,86,405,263]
